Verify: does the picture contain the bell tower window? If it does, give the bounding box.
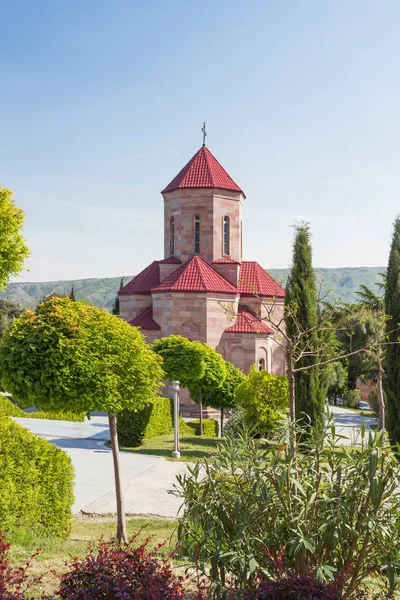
[223,216,230,255]
[258,357,265,371]
[170,217,175,255]
[194,215,200,253]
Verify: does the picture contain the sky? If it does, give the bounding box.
[1,0,400,283]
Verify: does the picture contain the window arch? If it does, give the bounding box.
[194,215,200,253]
[170,217,175,255]
[258,357,265,371]
[223,216,230,255]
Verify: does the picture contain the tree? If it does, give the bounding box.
[69,286,76,301]
[188,344,227,436]
[0,188,30,290]
[235,365,289,436]
[196,360,244,434]
[0,297,163,543]
[385,217,400,444]
[0,299,22,341]
[112,278,124,316]
[324,361,347,405]
[285,223,325,430]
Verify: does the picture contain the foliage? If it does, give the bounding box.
[188,344,227,400]
[324,362,347,402]
[112,277,124,315]
[69,286,76,301]
[0,298,22,341]
[222,408,246,437]
[182,418,219,437]
[385,217,400,445]
[153,335,206,388]
[0,532,42,600]
[0,396,85,421]
[235,365,289,436]
[177,417,400,599]
[55,532,186,600]
[355,283,384,312]
[368,385,380,416]
[285,223,325,429]
[0,297,163,413]
[345,388,361,408]
[0,395,25,417]
[200,361,245,411]
[117,397,174,447]
[0,188,30,291]
[0,417,74,537]
[238,573,342,599]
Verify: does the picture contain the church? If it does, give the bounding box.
[119,138,286,412]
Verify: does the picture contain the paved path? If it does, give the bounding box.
[328,405,378,445]
[14,416,188,518]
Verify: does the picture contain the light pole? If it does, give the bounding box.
[171,380,181,459]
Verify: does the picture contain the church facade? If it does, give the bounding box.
[119,143,286,411]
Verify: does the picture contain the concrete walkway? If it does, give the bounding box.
[329,405,378,445]
[14,416,188,518]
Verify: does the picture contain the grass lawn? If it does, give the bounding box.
[9,517,178,598]
[334,405,376,418]
[116,433,221,462]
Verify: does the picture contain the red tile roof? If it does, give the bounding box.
[119,261,160,296]
[162,146,244,196]
[238,262,285,298]
[151,256,239,294]
[159,256,182,264]
[212,258,241,264]
[129,307,161,331]
[225,306,274,335]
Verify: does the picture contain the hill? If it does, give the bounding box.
[0,267,384,310]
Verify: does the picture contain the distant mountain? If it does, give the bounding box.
[0,267,385,310]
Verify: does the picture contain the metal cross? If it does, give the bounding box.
[201,122,207,146]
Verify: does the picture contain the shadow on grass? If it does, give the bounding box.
[118,435,220,461]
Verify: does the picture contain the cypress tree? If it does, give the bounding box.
[384,217,400,444]
[112,278,124,316]
[69,286,76,301]
[285,223,324,429]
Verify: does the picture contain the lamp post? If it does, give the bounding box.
[171,380,181,459]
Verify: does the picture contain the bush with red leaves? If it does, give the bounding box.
[251,575,341,599]
[56,533,186,600]
[0,532,41,600]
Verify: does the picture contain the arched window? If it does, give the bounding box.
[223,216,230,255]
[258,357,265,371]
[194,215,200,253]
[170,217,175,255]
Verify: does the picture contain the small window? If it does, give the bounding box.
[170,217,175,255]
[223,216,230,255]
[194,215,200,253]
[258,358,265,371]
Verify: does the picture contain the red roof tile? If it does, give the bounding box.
[225,306,274,335]
[151,256,239,294]
[238,262,285,298]
[162,146,244,196]
[212,258,241,264]
[158,256,182,264]
[129,307,161,330]
[119,261,160,296]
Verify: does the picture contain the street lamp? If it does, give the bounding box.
[171,380,181,459]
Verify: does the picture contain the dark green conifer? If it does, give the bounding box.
[384,217,400,444]
[69,286,76,301]
[112,278,124,316]
[285,223,324,429]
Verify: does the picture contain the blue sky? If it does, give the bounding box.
[1,0,400,282]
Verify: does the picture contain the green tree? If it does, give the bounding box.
[324,361,347,404]
[0,298,22,341]
[200,360,245,433]
[0,188,30,290]
[112,278,124,316]
[152,335,206,387]
[385,217,400,444]
[285,223,325,430]
[235,365,289,436]
[188,344,227,436]
[69,286,76,301]
[0,297,163,543]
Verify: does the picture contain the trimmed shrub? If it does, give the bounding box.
[0,395,84,422]
[56,533,186,600]
[118,397,174,447]
[0,395,24,417]
[0,417,74,537]
[183,418,218,437]
[345,388,361,408]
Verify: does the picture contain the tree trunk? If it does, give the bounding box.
[199,391,203,436]
[220,407,224,438]
[288,351,296,456]
[377,360,385,434]
[108,411,127,544]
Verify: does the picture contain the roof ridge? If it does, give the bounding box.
[195,256,208,289]
[203,147,215,188]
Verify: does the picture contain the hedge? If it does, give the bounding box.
[117,397,174,447]
[0,417,74,537]
[0,396,84,422]
[182,418,218,437]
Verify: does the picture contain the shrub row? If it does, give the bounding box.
[118,398,219,446]
[0,395,84,422]
[0,416,74,537]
